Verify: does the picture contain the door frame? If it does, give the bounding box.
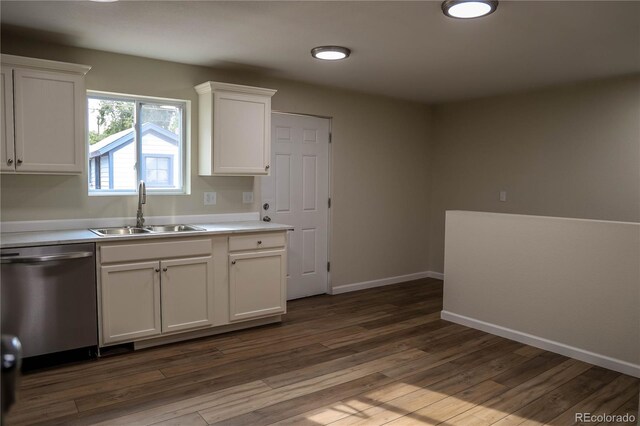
[270,110,333,295]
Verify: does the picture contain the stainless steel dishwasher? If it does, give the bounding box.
[0,243,98,359]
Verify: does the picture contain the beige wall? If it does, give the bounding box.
[429,76,640,272]
[3,36,638,287]
[443,211,640,375]
[0,36,433,289]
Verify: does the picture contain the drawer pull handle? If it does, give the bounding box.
[231,260,236,265]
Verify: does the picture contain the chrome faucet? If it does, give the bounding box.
[136,180,146,228]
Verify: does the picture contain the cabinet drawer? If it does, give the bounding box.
[229,232,286,252]
[100,238,212,264]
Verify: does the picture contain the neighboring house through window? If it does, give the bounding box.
[87,93,187,194]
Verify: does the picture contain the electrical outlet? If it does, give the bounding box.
[499,190,507,202]
[204,192,217,205]
[242,192,254,204]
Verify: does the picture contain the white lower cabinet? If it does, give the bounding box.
[229,232,287,322]
[100,256,213,345]
[101,261,162,344]
[160,257,214,333]
[98,238,215,346]
[98,232,287,347]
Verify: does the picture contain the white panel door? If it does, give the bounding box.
[261,113,329,300]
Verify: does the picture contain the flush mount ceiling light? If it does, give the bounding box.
[311,46,351,61]
[442,0,498,19]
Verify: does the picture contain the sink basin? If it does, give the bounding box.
[90,224,205,237]
[144,224,205,233]
[90,227,151,236]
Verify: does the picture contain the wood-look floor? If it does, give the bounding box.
[6,278,639,426]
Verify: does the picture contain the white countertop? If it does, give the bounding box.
[0,221,293,249]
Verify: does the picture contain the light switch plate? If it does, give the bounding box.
[204,192,217,205]
[242,192,254,204]
[499,190,507,202]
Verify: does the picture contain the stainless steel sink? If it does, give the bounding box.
[89,226,151,236]
[89,224,205,236]
[144,224,205,233]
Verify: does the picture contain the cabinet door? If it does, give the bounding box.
[13,68,85,174]
[0,66,15,173]
[101,261,161,345]
[161,256,214,333]
[229,249,286,322]
[213,91,270,175]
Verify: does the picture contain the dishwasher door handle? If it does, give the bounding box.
[0,251,94,264]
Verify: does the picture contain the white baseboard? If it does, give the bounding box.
[331,271,443,295]
[427,271,444,280]
[441,310,640,378]
[0,212,260,233]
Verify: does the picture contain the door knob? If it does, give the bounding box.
[163,267,168,272]
[7,159,13,165]
[16,159,23,165]
[263,203,270,211]
[263,216,271,222]
[231,260,236,265]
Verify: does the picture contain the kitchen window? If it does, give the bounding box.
[87,92,188,195]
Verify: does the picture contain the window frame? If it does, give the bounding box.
[87,91,189,196]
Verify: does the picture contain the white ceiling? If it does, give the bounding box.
[1,1,639,103]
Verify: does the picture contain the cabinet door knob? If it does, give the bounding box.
[155,268,160,272]
[7,159,13,165]
[257,240,262,245]
[163,267,168,272]
[16,159,23,165]
[231,260,236,265]
[265,165,270,170]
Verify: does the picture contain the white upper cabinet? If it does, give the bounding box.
[195,81,276,176]
[1,66,15,173]
[1,55,90,174]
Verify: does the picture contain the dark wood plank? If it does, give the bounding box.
[446,359,594,425]
[213,372,395,425]
[597,395,639,426]
[549,375,639,425]
[494,366,620,425]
